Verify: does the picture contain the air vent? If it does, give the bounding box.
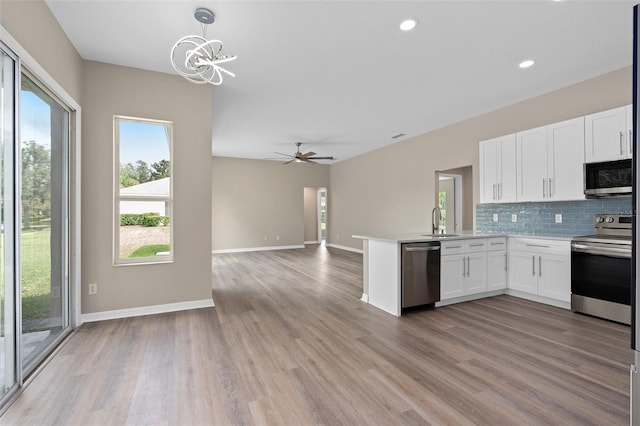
[391,133,406,139]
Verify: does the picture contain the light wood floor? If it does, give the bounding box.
[1,245,632,425]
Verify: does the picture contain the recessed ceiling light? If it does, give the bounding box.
[400,19,417,31]
[519,59,535,69]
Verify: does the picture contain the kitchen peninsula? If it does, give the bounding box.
[354,232,571,316]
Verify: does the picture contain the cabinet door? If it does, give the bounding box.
[498,134,517,202]
[440,254,464,300]
[538,254,571,302]
[585,106,627,162]
[517,126,548,202]
[487,250,507,291]
[508,251,538,295]
[547,117,585,201]
[479,139,498,203]
[626,104,633,159]
[464,252,487,295]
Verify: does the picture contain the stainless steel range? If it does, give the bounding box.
[571,214,631,325]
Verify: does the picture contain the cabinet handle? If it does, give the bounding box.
[542,178,547,198]
[504,253,508,271]
[539,256,542,277]
[469,243,485,247]
[532,255,536,276]
[620,131,624,155]
[630,130,633,155]
[549,178,553,198]
[462,257,466,277]
[526,243,550,248]
[467,256,470,277]
[492,183,496,200]
[490,242,504,246]
[446,245,462,249]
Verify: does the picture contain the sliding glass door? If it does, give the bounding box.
[19,72,70,376]
[0,44,17,405]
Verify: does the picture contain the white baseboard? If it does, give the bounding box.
[304,240,320,245]
[505,289,570,310]
[326,243,363,254]
[81,298,215,324]
[360,293,369,303]
[212,245,305,254]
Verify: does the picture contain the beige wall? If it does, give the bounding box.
[212,157,329,250]
[304,187,318,242]
[82,61,213,313]
[0,0,83,102]
[330,66,632,251]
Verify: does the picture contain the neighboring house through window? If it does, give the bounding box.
[114,116,173,265]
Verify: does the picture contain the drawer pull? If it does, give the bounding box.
[526,243,550,248]
[446,245,462,249]
[469,243,485,247]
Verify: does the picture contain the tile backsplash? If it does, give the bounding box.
[475,198,632,236]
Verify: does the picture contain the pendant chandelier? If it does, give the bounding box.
[170,8,237,86]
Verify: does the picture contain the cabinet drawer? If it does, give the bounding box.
[508,237,570,256]
[465,239,487,253]
[440,241,466,255]
[486,237,507,251]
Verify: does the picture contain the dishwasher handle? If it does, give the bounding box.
[404,246,441,252]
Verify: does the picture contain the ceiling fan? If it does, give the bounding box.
[274,142,335,164]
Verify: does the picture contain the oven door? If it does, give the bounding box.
[571,242,631,305]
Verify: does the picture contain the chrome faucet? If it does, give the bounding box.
[432,206,442,234]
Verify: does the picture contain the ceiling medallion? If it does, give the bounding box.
[170,8,237,85]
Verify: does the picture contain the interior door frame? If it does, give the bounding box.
[437,173,462,234]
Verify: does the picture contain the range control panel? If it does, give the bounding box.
[594,214,632,229]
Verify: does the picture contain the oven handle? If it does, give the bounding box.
[571,243,631,259]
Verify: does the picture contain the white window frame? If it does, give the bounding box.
[113,115,173,265]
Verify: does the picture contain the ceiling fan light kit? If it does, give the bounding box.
[170,7,237,86]
[274,142,335,165]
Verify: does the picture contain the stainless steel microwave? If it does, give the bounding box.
[584,159,632,198]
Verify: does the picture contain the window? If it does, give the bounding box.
[114,116,173,265]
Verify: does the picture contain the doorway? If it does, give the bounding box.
[436,166,472,233]
[303,187,327,245]
[317,188,327,245]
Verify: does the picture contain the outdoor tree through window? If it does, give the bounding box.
[114,116,173,264]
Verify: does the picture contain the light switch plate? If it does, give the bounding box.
[492,214,499,222]
[555,213,563,224]
[511,214,517,223]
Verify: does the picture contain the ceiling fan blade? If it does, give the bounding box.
[283,159,295,165]
[307,156,334,160]
[304,159,318,164]
[301,151,316,158]
[274,151,295,158]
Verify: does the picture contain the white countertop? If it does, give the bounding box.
[352,231,573,243]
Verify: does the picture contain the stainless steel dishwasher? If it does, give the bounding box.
[401,242,441,310]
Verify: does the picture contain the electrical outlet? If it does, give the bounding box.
[276,235,280,241]
[555,213,563,224]
[264,235,268,241]
[511,214,517,223]
[492,214,499,222]
[88,283,98,295]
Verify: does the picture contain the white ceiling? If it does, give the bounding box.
[45,0,637,163]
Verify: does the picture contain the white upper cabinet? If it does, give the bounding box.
[516,118,584,202]
[517,126,548,202]
[626,104,633,158]
[546,117,585,201]
[585,105,631,162]
[479,134,516,203]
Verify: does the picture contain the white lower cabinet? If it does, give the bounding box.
[507,238,571,303]
[440,239,496,301]
[487,249,507,291]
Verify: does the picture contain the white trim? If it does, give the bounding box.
[81,298,215,323]
[326,243,363,254]
[0,25,83,329]
[304,240,320,245]
[360,293,369,303]
[212,244,305,254]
